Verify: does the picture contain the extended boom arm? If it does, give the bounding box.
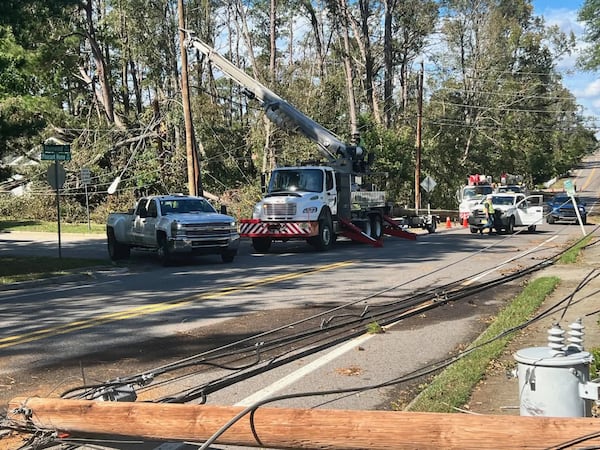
[183,30,366,172]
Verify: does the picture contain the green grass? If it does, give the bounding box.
[558,235,593,264]
[405,276,560,413]
[0,219,105,234]
[0,255,108,285]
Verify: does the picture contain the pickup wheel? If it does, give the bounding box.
[582,215,587,225]
[506,216,515,234]
[426,218,437,234]
[470,227,478,234]
[547,215,555,224]
[527,225,537,232]
[107,229,130,261]
[252,237,272,253]
[157,236,172,266]
[221,250,237,263]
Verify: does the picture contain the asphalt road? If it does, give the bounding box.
[1,155,599,448]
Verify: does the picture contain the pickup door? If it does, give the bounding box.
[515,195,543,226]
[131,198,157,246]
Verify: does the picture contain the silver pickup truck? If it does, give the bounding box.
[106,194,240,265]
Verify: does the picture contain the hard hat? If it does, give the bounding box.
[486,194,493,199]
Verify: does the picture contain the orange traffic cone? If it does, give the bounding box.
[446,216,452,228]
[462,216,468,228]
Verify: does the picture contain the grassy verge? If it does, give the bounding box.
[0,219,105,234]
[0,255,108,285]
[558,235,593,264]
[405,276,560,413]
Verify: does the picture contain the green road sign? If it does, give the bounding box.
[41,151,71,161]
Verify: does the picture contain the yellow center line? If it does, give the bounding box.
[0,261,354,349]
[580,167,596,192]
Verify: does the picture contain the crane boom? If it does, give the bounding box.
[183,30,364,170]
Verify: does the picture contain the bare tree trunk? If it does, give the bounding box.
[82,0,124,128]
[338,0,359,138]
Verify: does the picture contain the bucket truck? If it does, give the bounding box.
[184,31,425,252]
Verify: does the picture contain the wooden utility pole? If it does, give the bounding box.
[415,62,423,212]
[9,397,600,449]
[178,0,199,196]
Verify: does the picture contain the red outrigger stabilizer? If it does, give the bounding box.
[339,219,383,247]
[382,215,417,241]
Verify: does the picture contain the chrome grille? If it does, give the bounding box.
[264,203,296,219]
[178,222,232,238]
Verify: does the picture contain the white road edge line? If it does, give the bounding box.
[464,235,558,285]
[235,332,374,407]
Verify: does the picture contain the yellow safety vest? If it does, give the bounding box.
[485,199,494,214]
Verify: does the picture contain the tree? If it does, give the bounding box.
[578,0,600,70]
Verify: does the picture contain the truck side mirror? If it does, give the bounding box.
[261,173,267,194]
[220,205,227,214]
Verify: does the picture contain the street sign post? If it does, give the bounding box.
[81,168,91,230]
[420,176,437,215]
[42,140,71,258]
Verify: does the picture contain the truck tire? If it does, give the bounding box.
[506,217,515,234]
[313,216,334,251]
[582,215,587,225]
[369,214,383,239]
[470,227,478,234]
[107,229,130,261]
[547,215,555,224]
[426,218,437,234]
[157,235,172,266]
[252,237,272,253]
[527,225,536,232]
[221,250,237,263]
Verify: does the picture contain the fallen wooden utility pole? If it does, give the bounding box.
[8,397,600,449]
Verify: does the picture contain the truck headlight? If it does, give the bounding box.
[253,203,263,218]
[303,207,318,214]
[230,220,238,231]
[171,220,182,236]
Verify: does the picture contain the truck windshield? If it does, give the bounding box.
[160,199,216,214]
[463,185,493,199]
[268,169,323,193]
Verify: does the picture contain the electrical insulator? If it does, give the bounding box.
[568,318,585,352]
[547,323,565,355]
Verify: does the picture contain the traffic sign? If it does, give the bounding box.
[421,175,437,193]
[47,162,66,190]
[41,151,71,161]
[81,167,91,185]
[564,179,575,196]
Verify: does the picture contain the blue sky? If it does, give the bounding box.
[532,0,599,132]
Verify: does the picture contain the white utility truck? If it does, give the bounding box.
[184,32,428,252]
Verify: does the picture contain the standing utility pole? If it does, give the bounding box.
[415,62,424,212]
[178,0,200,196]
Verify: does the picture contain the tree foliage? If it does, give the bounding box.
[0,0,596,221]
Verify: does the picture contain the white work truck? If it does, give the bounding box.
[106,194,240,264]
[468,193,543,234]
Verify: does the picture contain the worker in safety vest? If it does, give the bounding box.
[483,194,495,235]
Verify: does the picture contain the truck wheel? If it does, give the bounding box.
[506,217,515,234]
[107,229,130,261]
[252,237,272,253]
[547,215,555,224]
[314,217,333,251]
[582,215,587,225]
[157,237,172,266]
[426,218,437,234]
[470,227,478,234]
[369,214,383,239]
[221,250,237,263]
[527,225,537,232]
